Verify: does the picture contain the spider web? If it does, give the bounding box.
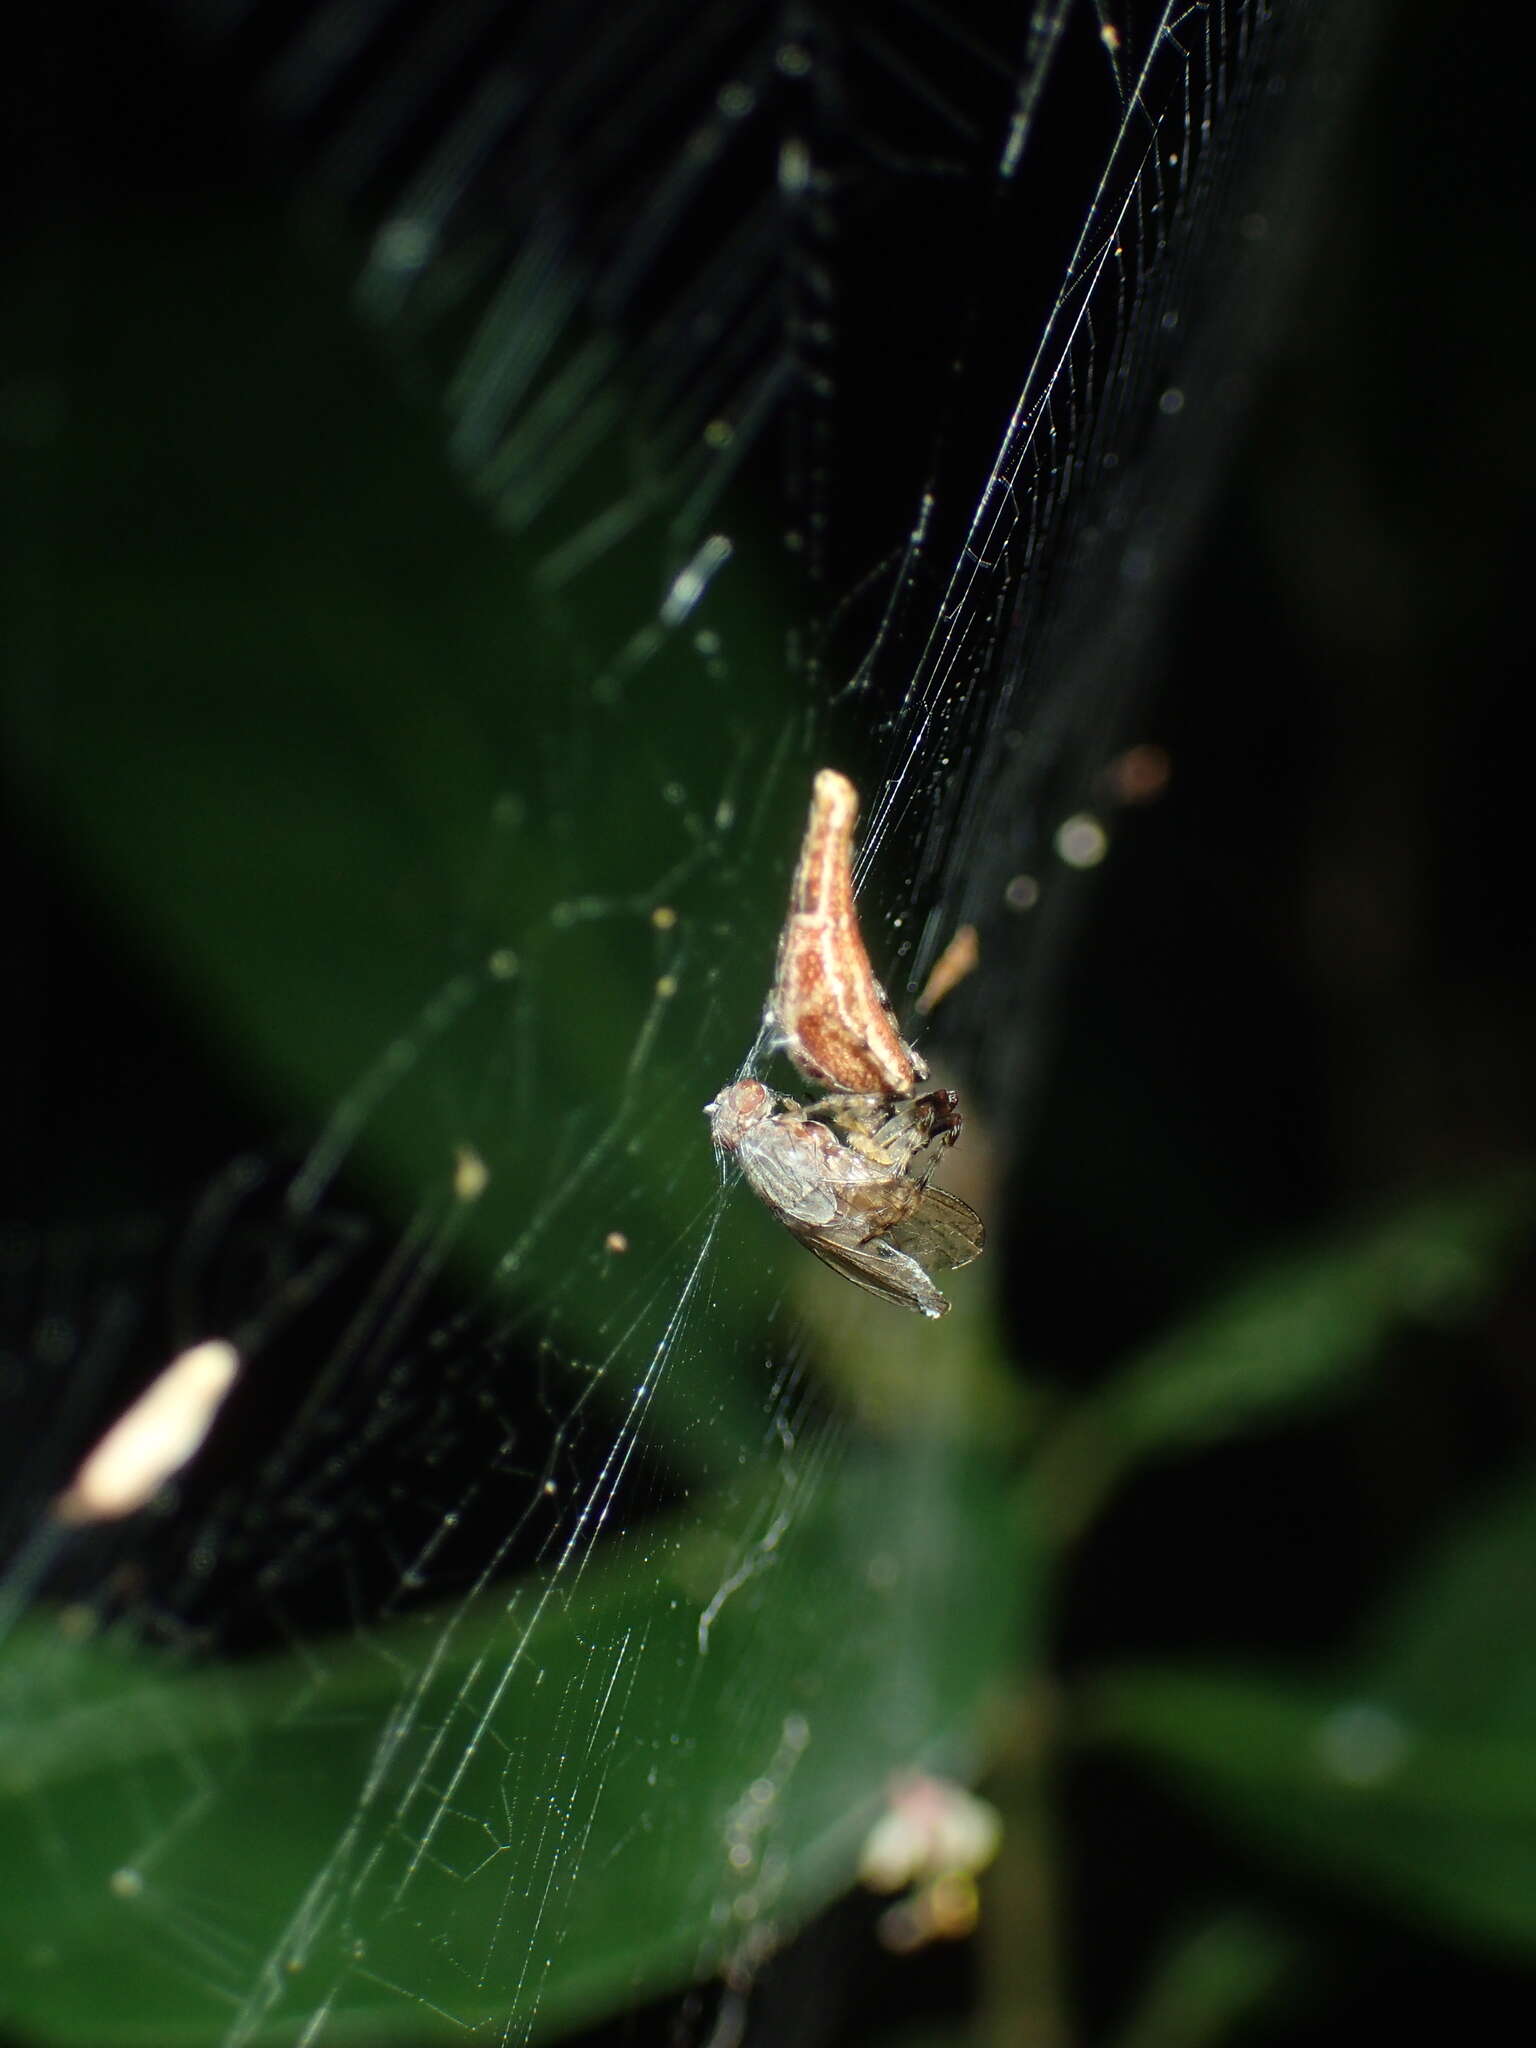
[0,2,1363,2042]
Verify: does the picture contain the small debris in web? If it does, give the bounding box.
[914,923,980,1016]
[55,1339,241,1526]
[1054,811,1109,869]
[858,1772,1002,1951]
[1101,740,1172,808]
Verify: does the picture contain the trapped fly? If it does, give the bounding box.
[707,1080,981,1319]
[711,769,983,1315]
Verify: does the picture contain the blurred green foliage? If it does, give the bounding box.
[4,5,1536,2046]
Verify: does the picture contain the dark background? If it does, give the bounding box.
[3,2,1534,2043]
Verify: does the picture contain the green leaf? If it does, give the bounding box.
[0,205,869,1476]
[1037,1175,1535,1540]
[1,192,1024,2048]
[1083,1462,1536,1957]
[0,1440,1029,2044]
[1107,1911,1300,2048]
[1359,1461,1536,1731]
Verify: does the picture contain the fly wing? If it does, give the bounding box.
[789,1223,951,1318]
[882,1185,985,1273]
[734,1118,840,1229]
